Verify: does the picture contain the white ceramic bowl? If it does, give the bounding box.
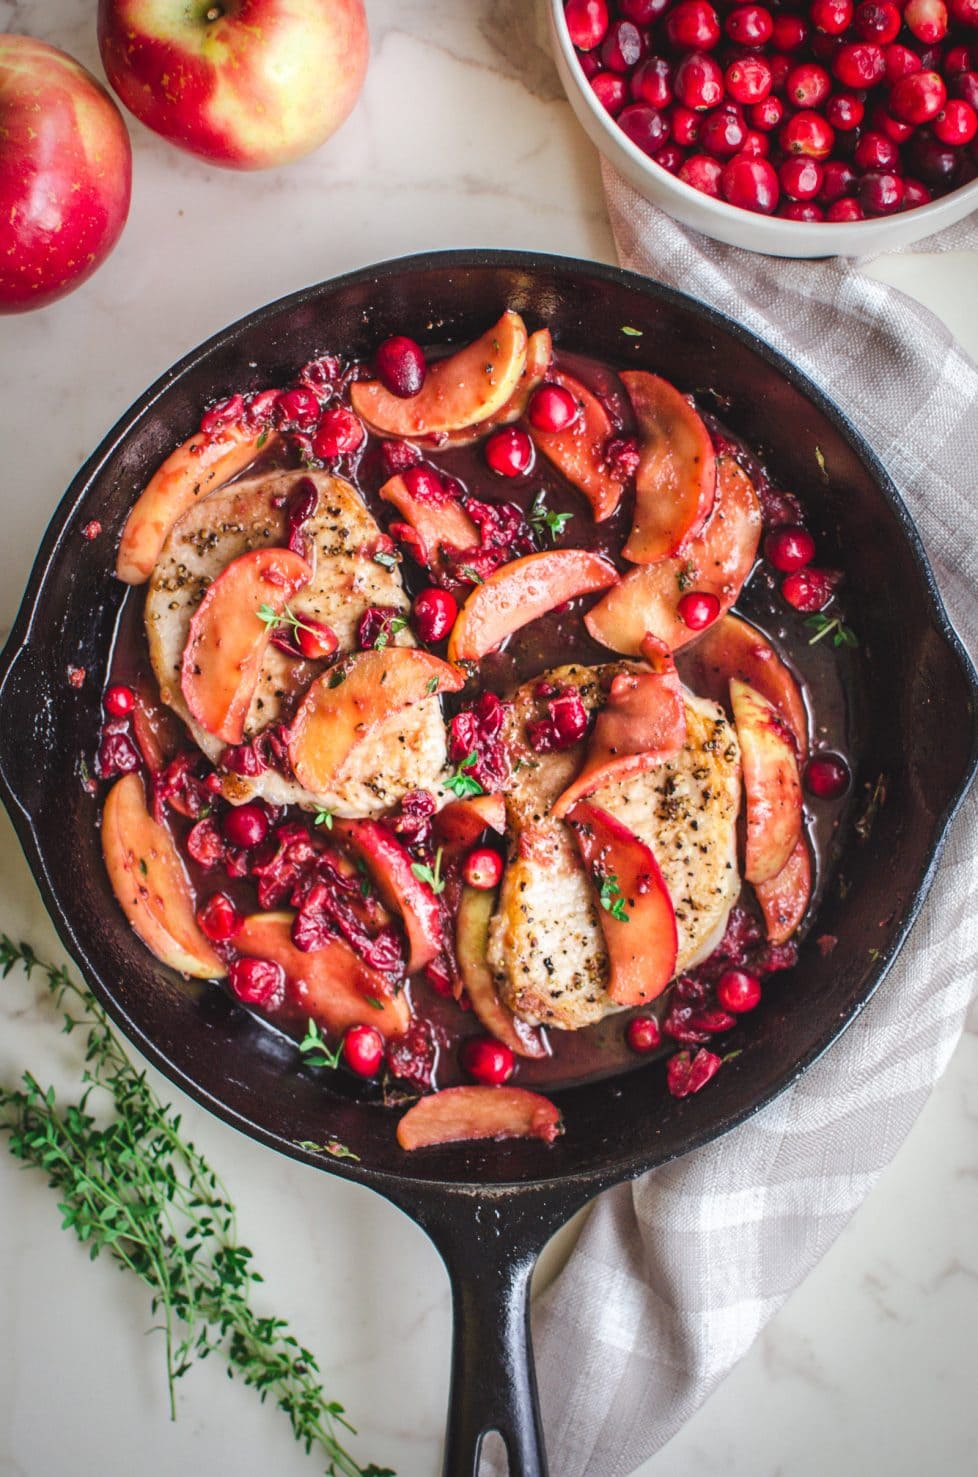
[548,0,978,258]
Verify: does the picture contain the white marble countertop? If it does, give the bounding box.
[1,3,976,1475]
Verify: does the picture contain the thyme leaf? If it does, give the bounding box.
[371,615,407,651]
[298,1017,343,1070]
[528,491,573,545]
[805,613,858,649]
[314,808,334,830]
[411,847,445,896]
[444,751,484,799]
[621,325,643,337]
[596,870,630,922]
[373,550,397,570]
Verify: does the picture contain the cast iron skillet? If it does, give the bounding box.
[1,251,976,1477]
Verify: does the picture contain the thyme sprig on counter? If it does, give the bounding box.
[0,936,392,1477]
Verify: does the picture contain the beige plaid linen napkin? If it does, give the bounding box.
[520,176,978,1477]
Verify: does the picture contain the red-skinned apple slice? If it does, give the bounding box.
[131,678,182,773]
[432,794,507,850]
[379,472,479,570]
[332,818,443,974]
[680,613,808,758]
[527,369,628,521]
[117,420,275,585]
[350,311,529,437]
[446,549,618,663]
[102,773,225,979]
[730,678,803,885]
[552,636,686,819]
[754,839,811,944]
[181,546,312,745]
[456,886,546,1059]
[287,648,463,795]
[566,800,677,1007]
[430,328,553,447]
[621,371,716,563]
[235,912,410,1038]
[585,456,762,656]
[396,1085,562,1150]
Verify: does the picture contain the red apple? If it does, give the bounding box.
[754,838,811,944]
[730,678,804,884]
[332,818,443,974]
[446,548,618,662]
[97,0,368,170]
[396,1085,563,1150]
[0,36,131,313]
[621,371,716,563]
[526,369,629,521]
[456,886,546,1059]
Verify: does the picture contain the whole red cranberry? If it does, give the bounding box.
[618,102,671,155]
[855,0,902,42]
[529,383,580,432]
[885,42,924,83]
[934,98,978,144]
[461,1036,515,1085]
[810,30,844,62]
[342,1024,385,1078]
[890,69,947,123]
[462,846,504,890]
[701,106,748,156]
[601,18,646,72]
[781,567,837,611]
[375,336,426,399]
[786,61,831,107]
[813,0,854,30]
[565,0,609,50]
[295,618,338,661]
[620,0,669,18]
[197,892,242,943]
[950,72,978,112]
[771,14,808,49]
[674,51,725,110]
[671,103,703,145]
[726,55,773,104]
[826,196,866,219]
[780,156,824,199]
[677,590,721,628]
[654,142,686,172]
[902,176,933,206]
[907,127,960,186]
[725,3,774,45]
[854,130,901,171]
[820,158,858,200]
[223,803,270,850]
[826,92,865,130]
[749,95,784,129]
[833,41,886,88]
[412,586,457,644]
[627,1015,662,1052]
[780,201,826,219]
[768,53,793,91]
[948,0,978,19]
[666,0,722,50]
[945,46,974,76]
[780,109,835,158]
[860,170,907,212]
[313,406,364,460]
[765,524,815,570]
[740,129,771,156]
[631,56,674,109]
[804,751,851,798]
[716,968,762,1013]
[871,104,914,142]
[722,153,780,210]
[485,426,534,476]
[104,683,135,717]
[904,0,949,44]
[590,70,628,115]
[680,153,724,194]
[228,956,284,1006]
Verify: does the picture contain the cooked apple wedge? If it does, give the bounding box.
[351,311,529,437]
[552,637,686,818]
[730,678,803,885]
[332,818,443,974]
[396,1085,562,1150]
[433,793,507,850]
[379,472,479,570]
[235,911,410,1038]
[102,773,225,979]
[446,549,618,663]
[566,800,677,1007]
[585,456,762,656]
[117,419,274,585]
[288,648,463,796]
[527,369,629,521]
[180,546,312,745]
[434,328,553,447]
[456,886,546,1058]
[131,678,182,773]
[755,838,812,944]
[621,371,716,563]
[681,613,808,756]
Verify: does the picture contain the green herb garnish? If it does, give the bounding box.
[596,870,630,922]
[457,565,484,585]
[528,491,573,545]
[445,751,484,799]
[256,602,329,651]
[256,428,269,450]
[371,615,407,651]
[373,550,397,571]
[424,677,439,696]
[411,847,445,896]
[677,560,698,594]
[314,808,334,830]
[805,613,858,649]
[293,1138,361,1162]
[298,1017,343,1070]
[621,325,643,337]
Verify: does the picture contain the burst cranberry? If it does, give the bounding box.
[197,892,242,943]
[749,95,784,129]
[781,567,838,611]
[725,3,774,45]
[601,18,646,72]
[484,426,534,478]
[412,586,457,644]
[855,0,901,41]
[342,1024,385,1078]
[565,0,609,50]
[591,70,628,114]
[780,155,825,198]
[902,176,933,206]
[97,725,141,777]
[186,817,225,869]
[904,0,949,44]
[680,152,725,194]
[223,803,270,850]
[529,383,580,432]
[618,102,672,154]
[103,683,135,717]
[671,104,703,145]
[631,55,674,109]
[701,107,748,156]
[827,196,866,219]
[860,169,906,212]
[627,1015,662,1052]
[721,153,781,210]
[833,41,886,88]
[461,1036,515,1086]
[462,847,504,890]
[890,69,947,123]
[765,525,816,571]
[677,591,721,630]
[771,14,808,49]
[666,0,722,49]
[200,394,245,436]
[674,52,725,110]
[786,60,831,107]
[273,387,320,429]
[358,604,405,649]
[934,98,978,143]
[313,406,364,460]
[804,751,851,798]
[780,109,835,157]
[726,56,773,104]
[667,1047,722,1097]
[228,956,284,1006]
[379,439,422,477]
[716,968,762,1012]
[811,0,853,32]
[374,336,426,399]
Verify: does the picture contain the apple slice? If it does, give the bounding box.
[585,456,762,656]
[102,773,225,979]
[332,818,443,974]
[566,800,677,1007]
[621,371,716,563]
[680,613,808,757]
[350,311,529,437]
[527,369,629,521]
[730,678,803,885]
[131,678,182,773]
[288,648,463,795]
[446,549,618,663]
[379,472,479,569]
[754,838,812,944]
[434,328,554,447]
[180,546,312,745]
[235,911,410,1038]
[456,886,546,1059]
[117,420,274,585]
[396,1085,562,1150]
[552,637,686,818]
[433,793,507,850]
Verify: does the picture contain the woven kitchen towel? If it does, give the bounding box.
[517,180,978,1477]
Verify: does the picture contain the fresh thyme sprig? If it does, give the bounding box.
[256,602,325,647]
[596,870,630,923]
[445,752,484,800]
[0,937,392,1477]
[528,491,573,545]
[410,847,446,896]
[371,615,407,651]
[805,613,858,648]
[298,1017,343,1070]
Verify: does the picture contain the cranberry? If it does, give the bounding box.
[725,4,774,45]
[885,43,923,83]
[854,0,901,42]
[565,0,609,50]
[82,519,102,539]
[934,98,978,143]
[627,1015,662,1052]
[780,155,824,198]
[654,141,686,172]
[902,176,933,206]
[716,968,762,1012]
[97,724,141,777]
[197,892,242,943]
[826,196,866,219]
[674,51,725,110]
[461,1036,515,1085]
[811,31,845,62]
[859,169,906,212]
[671,103,703,145]
[462,846,504,890]
[721,153,781,210]
[906,127,960,185]
[890,69,947,123]
[780,109,835,158]
[945,46,973,77]
[412,586,457,644]
[677,590,721,629]
[591,70,628,114]
[312,406,364,460]
[631,56,674,109]
[223,803,270,850]
[740,129,771,155]
[779,201,826,219]
[618,102,671,155]
[768,53,793,91]
[854,130,901,171]
[871,105,915,142]
[804,751,851,798]
[904,0,949,44]
[680,153,725,194]
[601,18,646,72]
[484,426,533,478]
[726,55,773,103]
[529,383,580,432]
[786,60,831,107]
[771,14,808,49]
[379,439,422,477]
[295,618,338,661]
[228,956,284,1007]
[701,106,748,156]
[342,1024,385,1078]
[666,0,722,50]
[833,41,886,88]
[781,567,838,611]
[948,0,978,19]
[950,72,978,112]
[826,93,865,132]
[620,0,669,18]
[812,0,853,31]
[200,394,245,435]
[749,95,784,129]
[273,387,320,430]
[104,683,135,717]
[374,336,426,399]
[667,1047,722,1097]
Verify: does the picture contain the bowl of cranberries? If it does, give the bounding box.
[551,0,978,254]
